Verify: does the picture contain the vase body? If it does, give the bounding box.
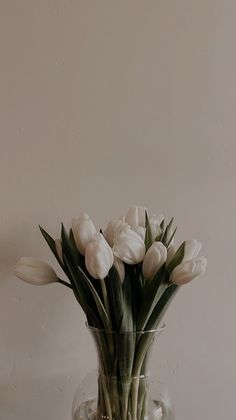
[72,326,174,420]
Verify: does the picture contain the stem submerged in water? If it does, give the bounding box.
[93,328,159,419]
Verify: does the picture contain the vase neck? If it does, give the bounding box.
[88,328,162,380]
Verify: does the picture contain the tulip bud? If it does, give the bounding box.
[149,214,164,226]
[113,225,145,264]
[55,239,63,263]
[14,257,58,286]
[104,217,126,247]
[142,242,167,280]
[85,233,114,279]
[114,256,125,283]
[149,214,164,240]
[171,257,207,285]
[182,239,201,262]
[125,205,147,228]
[72,213,97,255]
[149,223,162,241]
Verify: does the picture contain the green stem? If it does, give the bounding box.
[100,278,115,365]
[131,376,140,420]
[57,278,73,289]
[99,374,113,419]
[131,334,154,419]
[100,278,112,328]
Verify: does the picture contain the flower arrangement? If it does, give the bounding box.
[14,205,207,420]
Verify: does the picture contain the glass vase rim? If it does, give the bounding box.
[85,322,165,335]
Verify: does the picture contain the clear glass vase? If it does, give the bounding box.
[72,325,174,420]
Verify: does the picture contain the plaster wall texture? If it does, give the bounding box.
[0,1,235,419]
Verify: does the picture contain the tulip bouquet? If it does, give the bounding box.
[15,206,207,420]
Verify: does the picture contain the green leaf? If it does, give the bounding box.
[61,223,78,265]
[61,226,109,328]
[136,266,169,331]
[63,254,87,313]
[166,226,177,248]
[131,265,143,327]
[77,266,110,330]
[119,271,135,376]
[120,270,133,332]
[69,228,86,267]
[85,304,104,329]
[132,284,179,379]
[155,219,165,241]
[166,241,185,273]
[160,219,165,230]
[155,231,163,241]
[91,329,112,377]
[118,330,135,377]
[145,211,153,251]
[39,225,61,266]
[69,228,101,296]
[39,225,72,281]
[106,266,124,331]
[39,225,55,252]
[60,228,92,309]
[145,284,179,330]
[161,217,174,246]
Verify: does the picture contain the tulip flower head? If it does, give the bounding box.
[125,205,147,228]
[142,242,167,280]
[149,214,164,240]
[72,213,97,255]
[104,217,126,247]
[85,233,114,279]
[15,257,58,286]
[149,214,164,226]
[171,257,207,285]
[182,239,202,262]
[113,224,146,264]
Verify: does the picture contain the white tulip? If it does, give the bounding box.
[132,226,146,241]
[14,257,58,286]
[148,214,164,240]
[182,239,202,262]
[142,242,167,280]
[55,239,63,263]
[125,205,147,228]
[149,214,164,226]
[149,224,161,241]
[72,213,97,255]
[113,225,145,264]
[114,256,125,283]
[85,233,114,279]
[104,217,126,247]
[171,257,207,285]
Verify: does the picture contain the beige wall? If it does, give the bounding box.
[0,1,235,419]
